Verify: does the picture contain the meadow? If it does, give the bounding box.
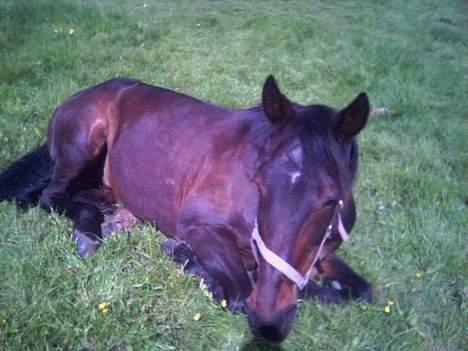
[0,0,466,350]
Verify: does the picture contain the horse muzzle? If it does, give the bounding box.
[245,303,297,343]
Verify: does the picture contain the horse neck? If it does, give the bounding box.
[233,107,274,179]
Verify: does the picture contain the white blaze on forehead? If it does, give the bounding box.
[289,170,302,184]
[288,145,303,184]
[289,145,303,164]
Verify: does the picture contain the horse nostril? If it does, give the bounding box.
[246,304,297,343]
[255,325,286,343]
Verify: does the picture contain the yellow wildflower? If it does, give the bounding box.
[1,319,6,324]
[384,305,391,313]
[220,299,227,308]
[98,302,110,310]
[387,299,395,306]
[193,312,202,321]
[68,28,75,35]
[415,271,422,278]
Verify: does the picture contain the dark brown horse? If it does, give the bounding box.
[0,76,372,343]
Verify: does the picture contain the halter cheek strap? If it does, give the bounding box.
[250,200,349,290]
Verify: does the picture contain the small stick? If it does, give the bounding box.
[370,106,393,117]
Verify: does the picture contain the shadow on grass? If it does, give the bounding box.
[240,337,284,351]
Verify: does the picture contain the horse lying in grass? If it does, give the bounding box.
[0,75,372,343]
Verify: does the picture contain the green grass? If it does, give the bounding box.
[0,0,466,350]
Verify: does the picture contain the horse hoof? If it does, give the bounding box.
[72,230,101,257]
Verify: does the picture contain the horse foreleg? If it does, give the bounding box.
[316,253,373,303]
[298,280,349,304]
[161,239,224,302]
[173,223,253,312]
[70,190,138,255]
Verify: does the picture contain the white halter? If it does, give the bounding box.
[250,200,349,290]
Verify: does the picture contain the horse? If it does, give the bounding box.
[0,75,372,343]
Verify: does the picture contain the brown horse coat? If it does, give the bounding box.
[0,76,372,343]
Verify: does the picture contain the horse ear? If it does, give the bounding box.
[334,92,370,142]
[262,75,296,124]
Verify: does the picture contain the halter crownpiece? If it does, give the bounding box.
[250,200,349,290]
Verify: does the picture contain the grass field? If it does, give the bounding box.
[0,0,466,350]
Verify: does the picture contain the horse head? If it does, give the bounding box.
[245,76,370,342]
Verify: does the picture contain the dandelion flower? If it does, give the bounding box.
[68,28,75,35]
[193,312,202,321]
[98,302,109,310]
[415,271,422,278]
[384,305,391,313]
[387,299,395,306]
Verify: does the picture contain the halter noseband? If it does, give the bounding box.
[250,200,349,290]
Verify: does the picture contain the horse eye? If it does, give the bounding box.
[322,199,337,209]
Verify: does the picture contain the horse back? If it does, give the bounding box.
[47,77,256,235]
[107,83,256,236]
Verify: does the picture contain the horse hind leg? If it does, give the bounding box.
[72,202,105,257]
[70,189,137,256]
[40,145,91,213]
[38,105,110,256]
[40,114,107,213]
[72,186,116,215]
[44,147,112,257]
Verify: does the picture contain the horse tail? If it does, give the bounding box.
[0,143,54,208]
